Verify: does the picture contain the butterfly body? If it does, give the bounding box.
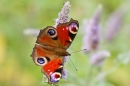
[31,18,79,84]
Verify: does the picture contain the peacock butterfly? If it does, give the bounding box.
[30,18,79,84]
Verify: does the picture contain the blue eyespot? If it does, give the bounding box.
[47,28,57,38]
[48,29,55,36]
[37,58,45,64]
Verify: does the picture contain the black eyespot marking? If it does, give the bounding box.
[47,29,55,36]
[66,40,71,43]
[37,58,45,64]
[54,68,63,73]
[45,56,50,62]
[52,36,58,40]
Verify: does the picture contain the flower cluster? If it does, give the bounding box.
[82,4,102,52]
[54,1,71,27]
[82,3,128,86]
[105,4,127,41]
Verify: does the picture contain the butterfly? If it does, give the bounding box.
[30,18,79,84]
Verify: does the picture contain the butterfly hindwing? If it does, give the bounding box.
[31,44,64,84]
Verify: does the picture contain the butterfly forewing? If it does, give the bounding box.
[56,19,79,49]
[36,26,59,47]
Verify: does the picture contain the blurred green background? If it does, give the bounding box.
[0,0,130,86]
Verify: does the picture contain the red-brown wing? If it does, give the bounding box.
[30,44,64,84]
[35,19,79,50]
[36,26,59,47]
[42,58,64,84]
[56,18,79,49]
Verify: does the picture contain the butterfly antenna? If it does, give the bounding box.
[68,56,78,71]
[68,49,87,71]
[71,49,87,54]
